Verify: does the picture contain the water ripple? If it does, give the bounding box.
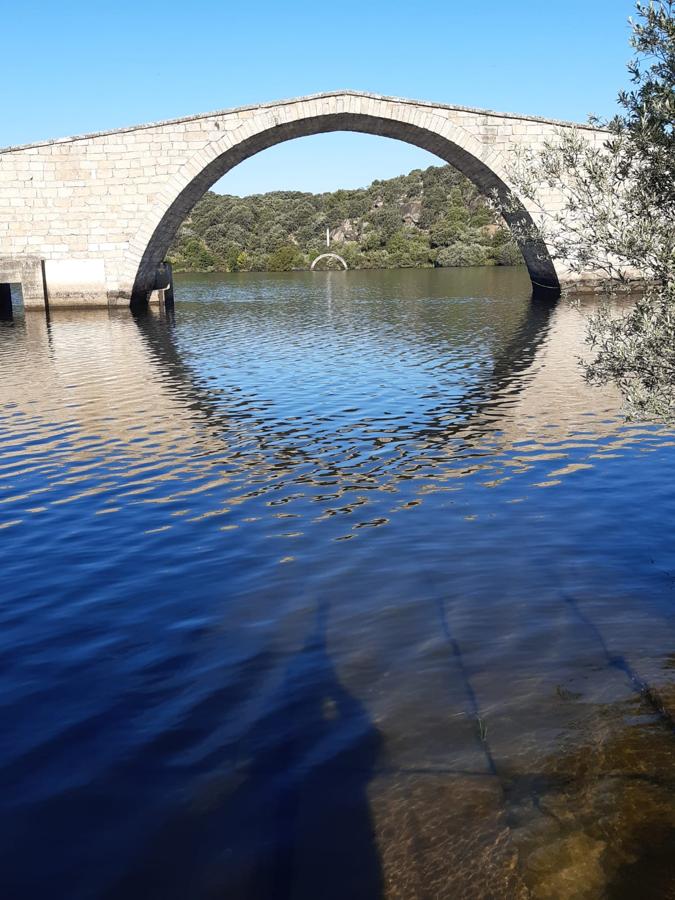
[2,269,675,898]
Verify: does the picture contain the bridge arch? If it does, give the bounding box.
[126,94,560,302]
[311,253,348,271]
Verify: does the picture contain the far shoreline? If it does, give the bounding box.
[172,262,528,276]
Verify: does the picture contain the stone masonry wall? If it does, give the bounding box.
[0,91,605,308]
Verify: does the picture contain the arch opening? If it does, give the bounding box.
[130,111,560,303]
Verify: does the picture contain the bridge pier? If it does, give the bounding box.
[130,261,174,309]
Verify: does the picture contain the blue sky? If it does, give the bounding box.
[5,0,636,194]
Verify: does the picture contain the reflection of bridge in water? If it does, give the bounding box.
[4,287,675,897]
[0,282,630,522]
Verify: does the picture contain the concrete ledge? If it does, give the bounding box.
[0,256,46,308]
[42,259,108,307]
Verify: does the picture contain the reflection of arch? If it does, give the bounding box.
[310,253,348,271]
[132,281,556,459]
[126,94,561,302]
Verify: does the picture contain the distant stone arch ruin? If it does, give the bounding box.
[310,253,348,271]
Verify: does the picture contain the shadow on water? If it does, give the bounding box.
[0,287,14,324]
[108,597,384,900]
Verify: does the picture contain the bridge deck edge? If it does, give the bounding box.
[0,91,603,155]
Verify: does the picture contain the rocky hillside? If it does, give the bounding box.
[168,163,522,272]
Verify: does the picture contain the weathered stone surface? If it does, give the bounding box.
[0,90,606,308]
[0,256,46,308]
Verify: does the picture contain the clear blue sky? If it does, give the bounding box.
[5,0,636,195]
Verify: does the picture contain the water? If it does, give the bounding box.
[2,267,675,899]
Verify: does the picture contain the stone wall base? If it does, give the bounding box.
[0,257,177,309]
[0,254,648,308]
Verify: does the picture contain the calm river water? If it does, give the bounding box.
[2,268,675,899]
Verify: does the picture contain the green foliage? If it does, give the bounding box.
[586,286,675,419]
[168,236,220,271]
[492,240,524,267]
[510,1,675,420]
[168,163,523,274]
[267,244,305,271]
[236,251,251,271]
[436,243,491,267]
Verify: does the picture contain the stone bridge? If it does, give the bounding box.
[0,91,604,309]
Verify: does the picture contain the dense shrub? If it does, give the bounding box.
[168,163,523,273]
